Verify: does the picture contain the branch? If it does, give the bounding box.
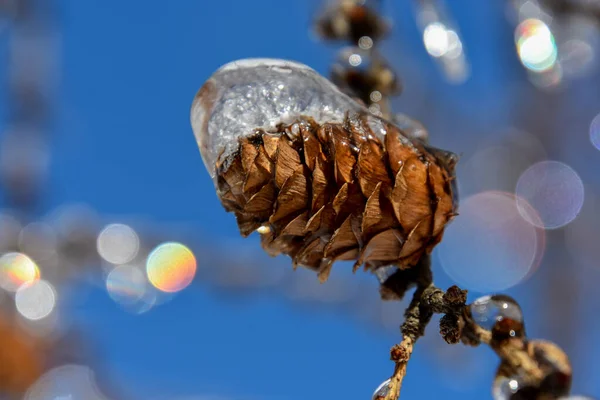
[376,256,571,399]
[375,256,435,399]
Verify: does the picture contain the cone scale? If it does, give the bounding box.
[191,59,458,282]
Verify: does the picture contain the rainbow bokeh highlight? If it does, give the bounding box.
[146,242,196,293]
[106,265,146,305]
[515,19,557,72]
[0,252,41,292]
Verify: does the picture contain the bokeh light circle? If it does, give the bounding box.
[515,161,584,229]
[437,191,543,292]
[461,128,547,195]
[106,264,147,306]
[24,364,109,400]
[146,242,196,293]
[560,39,594,78]
[515,19,557,72]
[423,22,449,58]
[590,113,600,151]
[15,279,56,321]
[97,223,140,265]
[0,252,40,292]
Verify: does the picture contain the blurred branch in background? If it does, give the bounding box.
[1,0,57,212]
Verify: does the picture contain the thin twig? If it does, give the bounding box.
[378,256,434,400]
[379,337,413,400]
[379,259,564,399]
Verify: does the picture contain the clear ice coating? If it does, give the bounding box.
[470,294,523,331]
[375,265,398,283]
[190,58,366,179]
[393,113,429,143]
[372,379,391,399]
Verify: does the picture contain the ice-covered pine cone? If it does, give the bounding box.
[191,59,458,283]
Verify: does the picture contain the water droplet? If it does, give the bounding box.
[515,161,584,229]
[372,378,391,399]
[493,376,521,400]
[256,225,271,234]
[370,90,382,103]
[471,294,524,337]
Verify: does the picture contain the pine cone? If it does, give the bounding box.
[191,59,458,283]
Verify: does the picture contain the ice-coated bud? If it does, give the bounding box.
[374,265,398,283]
[372,378,391,399]
[470,294,525,339]
[493,340,572,400]
[190,58,365,179]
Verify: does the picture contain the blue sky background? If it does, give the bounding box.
[2,0,600,399]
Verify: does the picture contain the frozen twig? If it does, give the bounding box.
[377,256,435,399]
[378,262,570,399]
